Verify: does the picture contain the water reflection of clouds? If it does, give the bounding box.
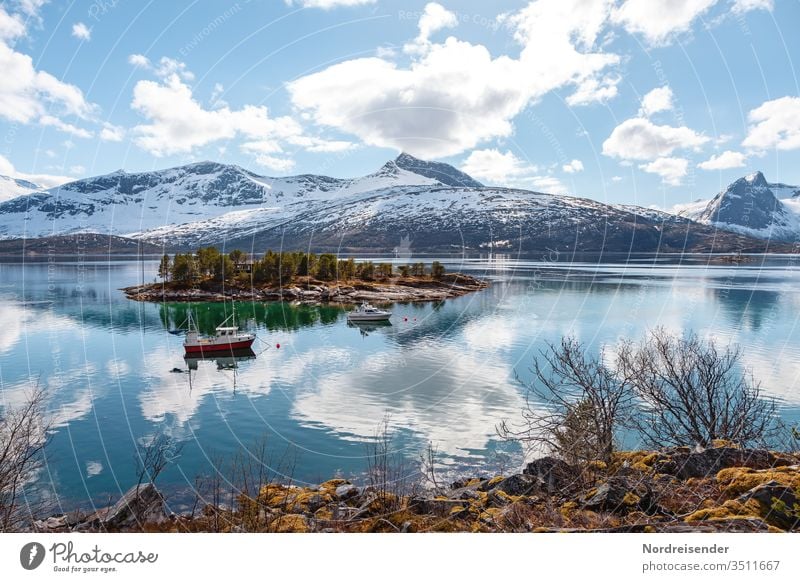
[138,345,351,425]
[291,339,528,457]
[0,302,73,354]
[1,363,100,428]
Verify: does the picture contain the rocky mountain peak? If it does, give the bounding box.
[391,152,483,188]
[698,171,785,230]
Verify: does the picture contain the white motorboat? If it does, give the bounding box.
[346,302,392,322]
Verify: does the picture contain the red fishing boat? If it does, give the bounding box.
[183,312,256,354]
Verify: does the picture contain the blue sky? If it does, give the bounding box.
[0,0,799,208]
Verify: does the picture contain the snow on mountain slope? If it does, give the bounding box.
[0,157,441,240]
[0,156,793,253]
[674,172,800,241]
[0,175,44,203]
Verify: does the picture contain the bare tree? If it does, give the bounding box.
[499,337,632,465]
[0,387,51,531]
[617,328,778,448]
[134,430,184,494]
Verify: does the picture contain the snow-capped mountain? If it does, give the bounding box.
[675,172,800,242]
[0,157,440,240]
[0,174,44,203]
[0,155,791,254]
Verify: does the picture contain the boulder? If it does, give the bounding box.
[407,496,466,517]
[738,481,800,531]
[523,457,580,494]
[578,476,655,514]
[102,483,167,529]
[655,447,784,480]
[334,484,360,501]
[494,474,538,496]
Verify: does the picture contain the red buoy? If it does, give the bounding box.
[276,343,281,349]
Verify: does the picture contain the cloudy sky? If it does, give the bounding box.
[0,0,798,207]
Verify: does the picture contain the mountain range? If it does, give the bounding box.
[0,154,797,255]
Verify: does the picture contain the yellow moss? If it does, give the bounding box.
[487,476,504,487]
[272,514,309,533]
[319,479,348,493]
[587,460,607,472]
[622,492,641,506]
[716,466,800,496]
[449,505,466,515]
[582,487,598,500]
[560,501,578,518]
[711,439,739,449]
[684,499,762,523]
[644,525,656,533]
[465,478,482,487]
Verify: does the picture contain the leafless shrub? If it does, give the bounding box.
[134,430,184,494]
[365,416,415,510]
[498,337,632,466]
[0,387,51,531]
[617,328,779,448]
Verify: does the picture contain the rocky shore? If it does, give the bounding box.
[122,273,488,304]
[32,443,800,533]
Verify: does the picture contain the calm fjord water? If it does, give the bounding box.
[1,256,799,508]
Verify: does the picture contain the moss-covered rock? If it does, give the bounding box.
[716,466,800,496]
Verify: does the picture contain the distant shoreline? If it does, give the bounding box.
[122,273,489,304]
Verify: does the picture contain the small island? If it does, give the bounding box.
[123,247,488,303]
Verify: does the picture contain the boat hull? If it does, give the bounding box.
[184,338,255,353]
[347,313,391,322]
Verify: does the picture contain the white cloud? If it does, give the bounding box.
[611,0,717,45]
[697,150,747,170]
[530,175,568,193]
[562,159,584,173]
[69,165,85,175]
[404,2,458,54]
[128,54,193,81]
[0,7,25,40]
[603,117,709,161]
[289,0,620,158]
[639,156,689,185]
[461,148,537,183]
[285,135,355,152]
[131,73,301,158]
[742,96,800,151]
[461,148,565,192]
[71,22,90,41]
[154,56,194,81]
[566,75,619,106]
[731,0,773,14]
[17,0,48,17]
[639,86,674,116]
[286,0,375,7]
[39,114,93,138]
[251,154,296,172]
[0,153,71,188]
[128,53,150,68]
[99,122,124,142]
[611,175,623,182]
[0,42,95,124]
